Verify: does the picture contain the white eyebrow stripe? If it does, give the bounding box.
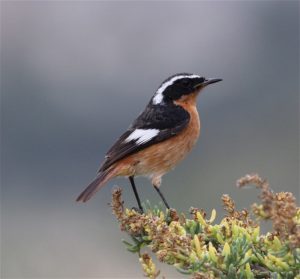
[125,129,160,145]
[152,91,164,105]
[152,74,201,105]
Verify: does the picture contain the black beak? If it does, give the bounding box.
[203,78,222,86]
[194,78,222,88]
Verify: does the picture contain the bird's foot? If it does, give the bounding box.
[131,206,144,214]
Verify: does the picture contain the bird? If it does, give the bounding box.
[76,73,222,211]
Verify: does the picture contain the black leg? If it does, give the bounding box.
[153,185,170,209]
[129,176,143,213]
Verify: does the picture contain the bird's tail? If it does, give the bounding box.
[76,167,118,203]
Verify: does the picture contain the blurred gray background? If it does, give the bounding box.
[1,1,299,278]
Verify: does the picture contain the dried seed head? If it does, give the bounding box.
[111,187,124,221]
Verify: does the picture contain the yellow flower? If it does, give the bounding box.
[222,242,231,257]
[193,234,202,258]
[196,211,207,226]
[208,209,217,223]
[252,226,260,242]
[139,253,159,278]
[267,254,289,271]
[208,242,218,263]
[245,263,253,278]
[169,221,186,236]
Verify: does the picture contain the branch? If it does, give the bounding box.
[111,174,300,279]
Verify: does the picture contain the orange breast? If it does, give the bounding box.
[115,92,201,180]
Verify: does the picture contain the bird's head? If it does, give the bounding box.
[152,73,222,105]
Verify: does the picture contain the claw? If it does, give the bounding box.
[131,206,144,214]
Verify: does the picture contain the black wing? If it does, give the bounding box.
[99,103,190,172]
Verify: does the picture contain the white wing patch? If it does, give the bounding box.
[153,74,201,105]
[125,129,160,145]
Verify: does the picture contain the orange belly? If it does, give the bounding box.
[114,97,200,186]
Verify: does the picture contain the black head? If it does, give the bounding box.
[152,73,222,105]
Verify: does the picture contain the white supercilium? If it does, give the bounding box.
[152,74,201,105]
[125,129,160,145]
